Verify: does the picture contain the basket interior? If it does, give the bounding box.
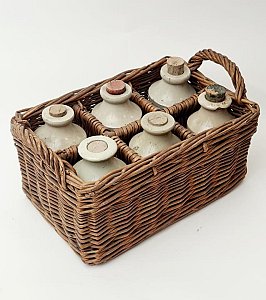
[23,59,251,181]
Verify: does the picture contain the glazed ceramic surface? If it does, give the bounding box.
[187,85,235,133]
[91,80,142,128]
[129,112,181,157]
[73,136,126,182]
[35,104,86,151]
[148,57,195,108]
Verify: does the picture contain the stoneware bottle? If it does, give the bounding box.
[91,80,142,128]
[129,112,181,157]
[35,104,86,151]
[187,84,235,133]
[148,57,196,108]
[73,135,126,182]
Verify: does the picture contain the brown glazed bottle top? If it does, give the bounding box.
[106,80,126,95]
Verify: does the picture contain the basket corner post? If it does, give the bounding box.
[73,189,100,265]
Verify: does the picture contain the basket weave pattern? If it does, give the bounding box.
[11,49,259,264]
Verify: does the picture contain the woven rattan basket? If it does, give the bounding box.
[11,49,260,265]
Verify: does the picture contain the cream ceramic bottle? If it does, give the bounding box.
[91,80,142,128]
[34,104,86,151]
[148,57,196,107]
[73,136,126,182]
[187,84,235,133]
[129,112,181,157]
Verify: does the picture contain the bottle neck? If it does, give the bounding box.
[44,120,73,128]
[198,92,232,111]
[198,106,229,116]
[83,157,111,165]
[143,130,173,138]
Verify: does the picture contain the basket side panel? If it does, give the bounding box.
[79,111,258,264]
[11,120,82,255]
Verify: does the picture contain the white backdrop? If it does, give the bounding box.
[1,1,265,299]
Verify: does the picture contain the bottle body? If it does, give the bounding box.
[34,104,86,151]
[129,131,180,157]
[187,107,234,134]
[74,157,126,182]
[35,123,86,151]
[148,58,195,108]
[187,85,235,134]
[148,79,195,108]
[91,81,142,128]
[129,111,180,157]
[73,135,126,182]
[92,100,142,128]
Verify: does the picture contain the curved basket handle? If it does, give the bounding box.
[188,49,246,105]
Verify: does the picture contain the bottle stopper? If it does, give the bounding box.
[106,80,126,95]
[167,57,185,76]
[205,84,226,103]
[78,136,118,162]
[141,112,175,135]
[87,140,108,153]
[49,104,67,117]
[148,114,168,126]
[100,80,132,105]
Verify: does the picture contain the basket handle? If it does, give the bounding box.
[188,49,246,105]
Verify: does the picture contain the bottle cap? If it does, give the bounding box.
[78,136,118,162]
[42,104,74,127]
[141,112,175,135]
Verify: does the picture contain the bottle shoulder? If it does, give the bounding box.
[148,79,195,107]
[34,123,86,151]
[73,157,125,182]
[92,99,142,128]
[187,107,235,133]
[129,131,180,157]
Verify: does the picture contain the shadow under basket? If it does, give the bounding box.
[11,49,260,265]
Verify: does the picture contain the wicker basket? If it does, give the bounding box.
[11,49,260,265]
